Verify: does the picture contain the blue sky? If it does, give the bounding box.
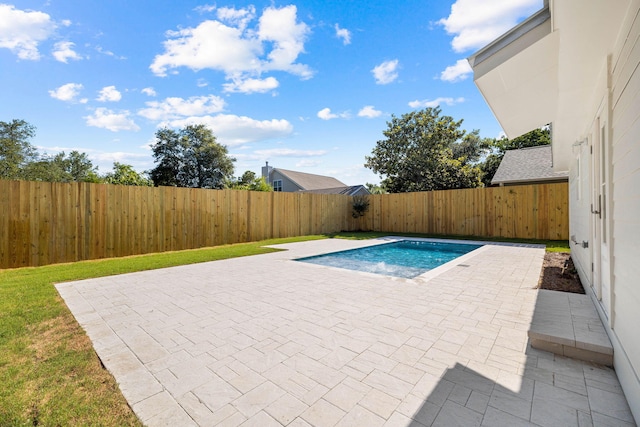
[1,0,542,185]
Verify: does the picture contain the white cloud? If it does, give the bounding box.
[317,107,350,120]
[138,95,291,145]
[85,108,140,132]
[440,59,473,82]
[254,148,326,157]
[0,4,56,60]
[150,5,312,83]
[234,148,326,162]
[317,108,337,120]
[408,97,465,108]
[52,41,82,63]
[217,5,256,31]
[372,59,399,85]
[150,17,260,77]
[223,76,279,94]
[141,87,156,96]
[358,105,382,118]
[97,85,122,102]
[257,5,311,77]
[335,24,351,45]
[93,151,149,164]
[254,148,327,157]
[49,83,85,102]
[439,0,541,53]
[296,159,321,168]
[166,114,293,146]
[194,4,216,14]
[138,95,226,121]
[95,46,125,59]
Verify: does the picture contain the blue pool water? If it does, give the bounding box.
[297,240,482,279]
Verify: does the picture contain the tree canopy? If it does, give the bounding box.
[230,170,272,191]
[0,119,37,180]
[0,119,154,185]
[150,124,235,189]
[104,162,152,186]
[365,107,491,193]
[22,151,101,183]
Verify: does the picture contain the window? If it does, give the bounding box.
[273,179,282,192]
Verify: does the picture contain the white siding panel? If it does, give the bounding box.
[611,8,640,111]
[609,2,640,419]
[611,233,640,299]
[611,114,640,166]
[612,197,640,224]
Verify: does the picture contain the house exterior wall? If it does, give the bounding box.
[351,187,370,196]
[570,5,640,418]
[569,141,591,287]
[607,6,640,415]
[269,170,302,192]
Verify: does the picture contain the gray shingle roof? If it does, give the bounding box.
[275,168,346,190]
[491,145,568,185]
[300,185,370,196]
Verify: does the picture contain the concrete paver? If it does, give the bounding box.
[56,238,637,426]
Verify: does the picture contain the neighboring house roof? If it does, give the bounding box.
[274,168,346,190]
[491,145,568,186]
[301,185,370,196]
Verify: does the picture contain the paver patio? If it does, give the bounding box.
[56,238,636,426]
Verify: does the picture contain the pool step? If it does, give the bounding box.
[528,290,613,366]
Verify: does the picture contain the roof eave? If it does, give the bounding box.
[467,6,559,142]
[468,6,552,73]
[492,175,569,186]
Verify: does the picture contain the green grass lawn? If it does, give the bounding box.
[0,232,567,425]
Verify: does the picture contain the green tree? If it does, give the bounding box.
[103,162,152,186]
[238,170,256,186]
[0,119,37,179]
[247,176,272,192]
[365,182,387,194]
[480,127,551,186]
[365,107,485,192]
[65,151,100,182]
[150,125,235,189]
[22,150,100,183]
[230,170,272,191]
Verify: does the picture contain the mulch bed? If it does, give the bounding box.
[539,252,585,294]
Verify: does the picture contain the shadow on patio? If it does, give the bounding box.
[406,289,636,426]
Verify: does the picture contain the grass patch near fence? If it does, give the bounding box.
[0,231,567,425]
[0,235,325,426]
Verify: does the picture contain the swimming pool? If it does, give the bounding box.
[296,240,483,279]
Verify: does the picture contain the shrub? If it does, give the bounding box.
[351,195,370,218]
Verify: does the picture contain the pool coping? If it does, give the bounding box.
[277,236,545,283]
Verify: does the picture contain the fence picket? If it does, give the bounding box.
[0,180,569,268]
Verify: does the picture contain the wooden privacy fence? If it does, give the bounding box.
[0,180,354,269]
[362,183,568,240]
[0,180,568,269]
